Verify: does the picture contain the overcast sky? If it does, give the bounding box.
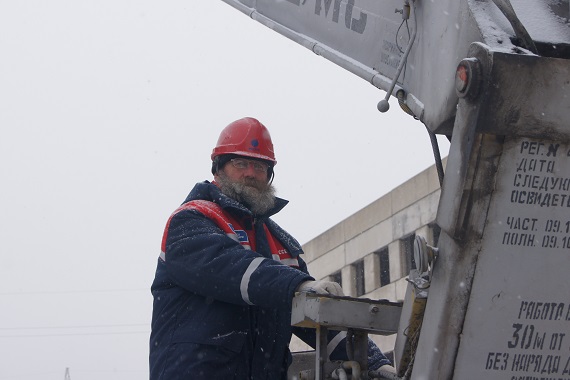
[0,2,449,379]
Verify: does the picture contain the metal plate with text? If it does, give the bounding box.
[453,137,570,379]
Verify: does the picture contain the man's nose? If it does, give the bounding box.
[243,163,258,176]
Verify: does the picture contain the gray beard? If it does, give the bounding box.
[216,172,276,216]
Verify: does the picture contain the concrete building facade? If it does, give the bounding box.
[291,159,445,355]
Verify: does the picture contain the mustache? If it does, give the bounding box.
[242,177,267,191]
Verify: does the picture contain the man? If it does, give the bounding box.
[150,117,392,379]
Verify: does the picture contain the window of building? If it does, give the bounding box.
[402,233,417,273]
[330,271,342,287]
[376,248,390,287]
[353,260,365,297]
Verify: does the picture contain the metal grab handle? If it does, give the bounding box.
[377,0,417,113]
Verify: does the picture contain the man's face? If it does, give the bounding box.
[215,157,275,215]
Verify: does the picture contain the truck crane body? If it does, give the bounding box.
[218,1,570,378]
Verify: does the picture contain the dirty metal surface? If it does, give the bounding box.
[291,292,402,335]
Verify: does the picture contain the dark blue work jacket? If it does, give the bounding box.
[149,181,389,380]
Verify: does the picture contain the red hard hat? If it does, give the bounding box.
[211,117,277,164]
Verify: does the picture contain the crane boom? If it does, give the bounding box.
[220,0,569,135]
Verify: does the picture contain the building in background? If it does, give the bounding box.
[291,159,446,356]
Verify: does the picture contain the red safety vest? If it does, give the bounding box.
[161,200,299,267]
